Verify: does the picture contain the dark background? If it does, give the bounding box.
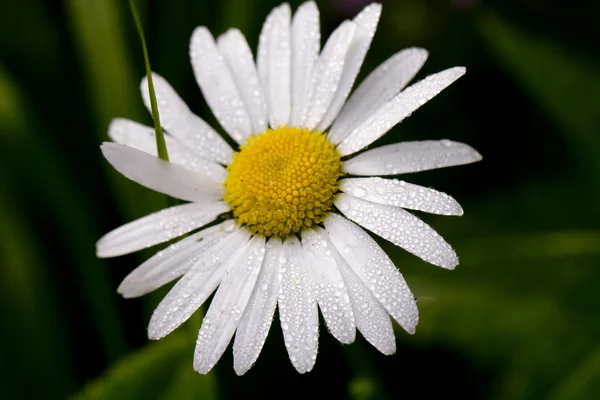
[1,0,599,398]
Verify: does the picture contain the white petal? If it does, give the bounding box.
[322,230,396,355]
[290,1,320,127]
[340,177,463,216]
[108,118,227,183]
[96,202,229,258]
[217,29,268,135]
[233,238,283,375]
[190,27,252,143]
[343,140,482,176]
[338,67,467,156]
[117,221,233,298]
[278,236,319,373]
[101,142,224,203]
[304,21,356,130]
[334,193,458,269]
[194,236,266,374]
[316,3,381,132]
[324,213,418,334]
[328,48,428,144]
[257,3,292,128]
[140,73,233,164]
[301,228,355,344]
[148,227,250,340]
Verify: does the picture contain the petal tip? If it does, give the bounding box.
[450,200,465,216]
[191,25,209,37]
[95,246,110,259]
[405,325,417,335]
[140,71,163,89]
[233,363,250,376]
[190,26,211,50]
[218,28,242,45]
[363,2,382,15]
[270,2,291,19]
[353,3,382,29]
[100,142,129,166]
[115,283,126,296]
[107,118,125,138]
[292,363,314,374]
[453,66,467,76]
[192,357,213,375]
[147,311,172,340]
[116,281,140,299]
[147,324,166,341]
[407,46,429,60]
[194,367,210,375]
[337,332,356,345]
[298,1,318,12]
[100,141,119,156]
[441,250,459,269]
[280,2,291,12]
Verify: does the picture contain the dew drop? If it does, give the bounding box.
[338,201,350,212]
[351,187,367,198]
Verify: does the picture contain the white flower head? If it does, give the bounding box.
[98,1,482,375]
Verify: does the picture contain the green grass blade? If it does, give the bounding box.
[65,0,164,221]
[128,0,169,162]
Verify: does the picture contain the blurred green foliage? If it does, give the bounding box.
[71,330,216,400]
[1,0,599,399]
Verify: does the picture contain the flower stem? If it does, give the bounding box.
[128,0,169,162]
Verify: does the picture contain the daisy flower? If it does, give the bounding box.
[97,2,481,375]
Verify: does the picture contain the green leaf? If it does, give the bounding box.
[71,333,216,400]
[411,280,594,399]
[160,364,217,400]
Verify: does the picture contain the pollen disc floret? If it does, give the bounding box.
[224,126,342,237]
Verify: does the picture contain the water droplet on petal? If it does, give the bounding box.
[351,187,367,198]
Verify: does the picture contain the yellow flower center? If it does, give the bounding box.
[224,126,342,237]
